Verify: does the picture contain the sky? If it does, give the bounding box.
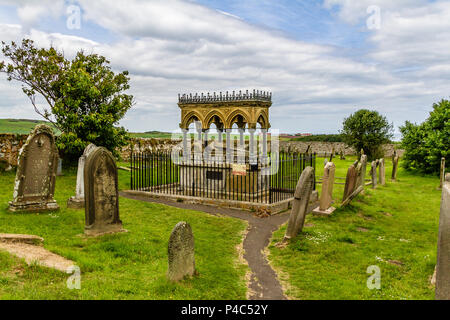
[0,0,449,137]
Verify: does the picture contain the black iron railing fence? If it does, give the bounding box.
[130,152,316,204]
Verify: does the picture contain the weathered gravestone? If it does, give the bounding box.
[357,154,368,188]
[67,144,97,209]
[8,125,59,212]
[168,221,196,281]
[84,146,124,236]
[371,160,378,189]
[439,157,445,189]
[313,162,336,216]
[378,158,386,186]
[392,151,399,181]
[436,173,450,300]
[343,163,357,202]
[284,167,315,241]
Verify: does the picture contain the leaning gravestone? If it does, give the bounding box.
[313,162,336,216]
[371,160,378,189]
[84,146,124,236]
[8,125,59,212]
[436,173,450,300]
[67,144,97,209]
[343,164,357,202]
[379,158,386,186]
[284,167,315,241]
[168,221,196,281]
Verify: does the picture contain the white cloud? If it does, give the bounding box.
[0,0,65,29]
[0,0,449,134]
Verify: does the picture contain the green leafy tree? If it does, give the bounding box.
[400,99,449,174]
[341,109,393,160]
[0,39,133,161]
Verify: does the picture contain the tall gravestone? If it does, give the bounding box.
[436,173,450,300]
[379,158,386,186]
[371,160,378,189]
[67,144,97,209]
[284,167,315,241]
[392,151,399,181]
[84,146,124,236]
[8,125,59,212]
[357,154,368,188]
[343,164,357,202]
[168,221,196,281]
[313,162,336,216]
[439,157,445,189]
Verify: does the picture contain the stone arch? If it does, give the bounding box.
[203,110,226,130]
[181,111,204,129]
[225,110,251,129]
[256,110,270,129]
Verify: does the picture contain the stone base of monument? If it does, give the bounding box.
[84,223,126,237]
[67,196,84,209]
[8,200,59,213]
[312,206,336,216]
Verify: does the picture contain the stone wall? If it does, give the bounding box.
[0,134,28,169]
[278,141,403,158]
[119,138,182,160]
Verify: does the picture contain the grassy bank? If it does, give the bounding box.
[269,156,441,299]
[0,167,248,299]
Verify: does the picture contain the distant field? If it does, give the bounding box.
[0,118,326,141]
[0,119,60,135]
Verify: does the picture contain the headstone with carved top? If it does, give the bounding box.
[8,125,59,212]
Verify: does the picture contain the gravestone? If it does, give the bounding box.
[56,158,63,176]
[392,151,399,181]
[379,158,386,186]
[371,160,378,189]
[439,157,445,189]
[357,154,368,188]
[8,125,59,212]
[343,164,357,202]
[168,221,196,281]
[340,149,345,160]
[341,185,364,207]
[313,162,336,216]
[284,167,315,241]
[84,146,124,236]
[67,144,97,209]
[436,173,450,300]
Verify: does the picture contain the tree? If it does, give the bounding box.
[400,99,449,174]
[340,109,393,160]
[0,39,133,161]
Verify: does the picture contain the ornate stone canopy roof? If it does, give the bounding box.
[178,89,271,130]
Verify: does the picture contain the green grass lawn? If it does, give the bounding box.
[0,119,60,135]
[269,156,441,299]
[0,167,248,299]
